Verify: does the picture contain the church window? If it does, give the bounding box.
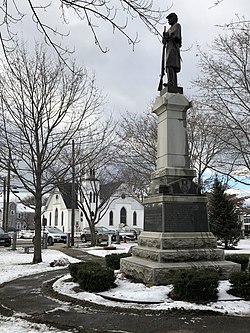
[133,211,137,226]
[120,207,127,226]
[55,208,58,226]
[109,211,114,226]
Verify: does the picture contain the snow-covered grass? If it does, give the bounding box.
[0,247,79,333]
[0,248,79,284]
[1,239,250,332]
[53,240,250,317]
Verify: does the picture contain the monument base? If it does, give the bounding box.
[120,232,241,286]
[144,194,209,232]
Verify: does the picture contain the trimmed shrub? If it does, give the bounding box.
[69,260,115,292]
[171,269,219,303]
[77,265,115,292]
[68,261,102,282]
[225,254,250,271]
[105,253,132,270]
[229,271,250,299]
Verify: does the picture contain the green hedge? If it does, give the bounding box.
[105,253,132,270]
[69,261,101,282]
[225,254,250,271]
[229,271,250,299]
[68,261,116,292]
[171,269,219,303]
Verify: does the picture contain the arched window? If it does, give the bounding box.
[133,211,137,226]
[120,207,127,226]
[55,208,58,226]
[109,211,114,226]
[49,212,52,226]
[61,211,64,226]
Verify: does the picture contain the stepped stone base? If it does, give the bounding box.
[121,256,241,286]
[120,232,241,286]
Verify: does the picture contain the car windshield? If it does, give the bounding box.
[46,227,64,234]
[96,227,110,232]
[0,227,5,234]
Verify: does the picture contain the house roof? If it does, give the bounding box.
[58,183,78,209]
[100,181,122,202]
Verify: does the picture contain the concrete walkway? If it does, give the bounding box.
[1,245,250,333]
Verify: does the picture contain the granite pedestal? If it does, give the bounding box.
[120,88,241,285]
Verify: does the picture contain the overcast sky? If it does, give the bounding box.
[6,0,250,117]
[62,0,250,117]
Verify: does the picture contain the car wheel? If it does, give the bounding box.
[48,237,54,246]
[81,234,87,243]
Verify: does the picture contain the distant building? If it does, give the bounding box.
[242,215,250,237]
[0,202,35,230]
[42,175,144,233]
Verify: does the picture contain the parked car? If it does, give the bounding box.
[0,227,11,247]
[33,227,67,246]
[114,228,137,242]
[19,229,34,239]
[122,227,143,240]
[80,226,115,243]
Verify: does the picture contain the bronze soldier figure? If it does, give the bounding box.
[162,12,182,87]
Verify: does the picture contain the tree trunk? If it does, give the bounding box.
[33,179,42,263]
[90,222,97,247]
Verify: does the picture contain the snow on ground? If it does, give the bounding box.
[1,240,250,332]
[0,315,71,333]
[53,240,250,317]
[0,248,79,333]
[0,248,79,284]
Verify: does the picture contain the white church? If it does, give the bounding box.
[42,171,144,233]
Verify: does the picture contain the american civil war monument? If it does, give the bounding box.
[121,13,240,285]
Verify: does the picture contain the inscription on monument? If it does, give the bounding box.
[144,203,162,232]
[144,200,209,232]
[164,202,209,232]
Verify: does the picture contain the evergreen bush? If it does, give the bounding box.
[105,253,132,270]
[69,261,115,292]
[229,271,250,299]
[68,261,102,282]
[225,254,250,271]
[208,178,241,249]
[171,269,219,303]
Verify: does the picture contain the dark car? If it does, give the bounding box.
[0,227,11,247]
[81,226,115,243]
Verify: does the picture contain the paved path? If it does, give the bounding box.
[1,246,250,333]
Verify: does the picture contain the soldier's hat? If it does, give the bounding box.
[166,13,178,21]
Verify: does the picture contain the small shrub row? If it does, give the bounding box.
[68,261,115,293]
[171,269,220,303]
[229,271,250,299]
[105,253,132,270]
[225,254,250,271]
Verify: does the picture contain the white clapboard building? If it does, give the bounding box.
[42,172,144,233]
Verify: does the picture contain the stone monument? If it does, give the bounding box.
[120,14,240,285]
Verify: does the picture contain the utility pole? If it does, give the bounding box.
[71,139,75,247]
[5,153,11,232]
[2,177,6,231]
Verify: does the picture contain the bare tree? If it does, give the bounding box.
[187,104,227,190]
[77,169,121,246]
[113,106,229,196]
[0,1,168,61]
[0,43,106,263]
[114,110,157,199]
[193,20,250,186]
